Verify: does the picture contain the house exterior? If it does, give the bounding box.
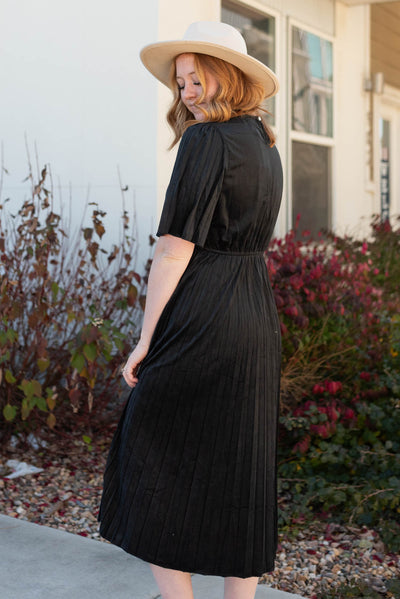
[1,0,399,268]
[155,0,400,240]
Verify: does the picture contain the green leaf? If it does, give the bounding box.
[3,404,17,421]
[19,379,34,399]
[37,358,50,372]
[0,331,7,346]
[5,369,16,384]
[20,380,42,400]
[0,350,11,364]
[51,281,59,300]
[102,348,112,362]
[71,352,85,373]
[21,399,31,420]
[6,329,18,343]
[83,343,97,362]
[35,396,48,412]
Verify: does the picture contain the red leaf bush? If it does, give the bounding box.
[266,218,400,551]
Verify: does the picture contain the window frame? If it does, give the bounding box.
[377,89,400,218]
[288,18,336,232]
[221,0,281,132]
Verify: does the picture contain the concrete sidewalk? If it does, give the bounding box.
[0,514,305,599]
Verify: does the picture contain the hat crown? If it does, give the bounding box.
[139,20,279,99]
[182,21,248,56]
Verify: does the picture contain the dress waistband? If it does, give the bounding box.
[198,246,265,257]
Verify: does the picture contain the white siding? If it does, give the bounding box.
[1,0,159,269]
[335,2,374,235]
[155,0,221,213]
[242,0,335,35]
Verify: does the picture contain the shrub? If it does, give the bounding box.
[266,224,388,402]
[0,163,149,437]
[332,215,400,306]
[319,577,400,599]
[266,218,400,550]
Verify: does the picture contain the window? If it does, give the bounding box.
[292,141,331,234]
[291,25,334,236]
[222,1,276,124]
[292,26,333,136]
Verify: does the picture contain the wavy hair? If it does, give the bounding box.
[167,53,276,149]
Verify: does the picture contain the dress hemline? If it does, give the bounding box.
[99,525,275,579]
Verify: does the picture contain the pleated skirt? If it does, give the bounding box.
[98,247,281,578]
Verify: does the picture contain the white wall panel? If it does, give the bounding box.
[231,0,335,36]
[0,0,158,269]
[335,2,374,236]
[154,0,221,215]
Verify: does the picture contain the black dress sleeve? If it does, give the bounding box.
[156,122,225,247]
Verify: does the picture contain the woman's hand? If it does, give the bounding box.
[122,340,149,388]
[121,235,194,389]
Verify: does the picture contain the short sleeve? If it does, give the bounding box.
[156,123,225,247]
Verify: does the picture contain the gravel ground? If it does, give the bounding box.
[1,433,399,599]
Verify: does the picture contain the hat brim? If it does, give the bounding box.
[140,40,279,99]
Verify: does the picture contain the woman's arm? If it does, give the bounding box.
[122,234,194,387]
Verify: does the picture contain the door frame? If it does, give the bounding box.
[374,84,400,217]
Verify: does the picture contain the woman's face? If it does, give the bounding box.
[175,53,219,121]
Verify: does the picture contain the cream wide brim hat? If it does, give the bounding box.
[140,21,279,99]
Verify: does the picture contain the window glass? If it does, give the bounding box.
[222,2,276,124]
[292,141,331,236]
[292,27,333,136]
[379,118,390,221]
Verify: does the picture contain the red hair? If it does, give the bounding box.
[167,53,276,148]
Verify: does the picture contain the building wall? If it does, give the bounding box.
[370,2,400,220]
[155,0,221,213]
[1,0,159,269]
[251,0,335,35]
[371,1,400,90]
[153,0,337,236]
[335,2,375,235]
[3,0,394,260]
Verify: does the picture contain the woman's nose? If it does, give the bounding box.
[182,83,197,101]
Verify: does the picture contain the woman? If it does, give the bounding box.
[98,21,283,599]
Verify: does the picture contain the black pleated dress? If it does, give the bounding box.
[98,115,283,578]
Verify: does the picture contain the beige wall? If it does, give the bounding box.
[371,2,400,90]
[250,0,335,35]
[153,0,336,230]
[152,0,395,238]
[0,0,160,269]
[335,2,376,235]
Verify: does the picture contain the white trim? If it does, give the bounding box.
[380,84,400,110]
[291,130,335,146]
[290,16,335,44]
[332,12,338,231]
[275,10,287,239]
[341,0,398,5]
[363,4,374,192]
[375,86,400,216]
[223,0,280,20]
